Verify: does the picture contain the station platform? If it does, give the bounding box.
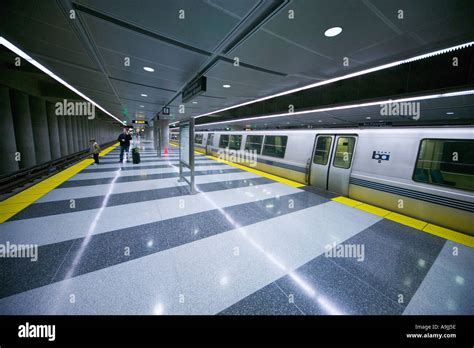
[0,140,472,315]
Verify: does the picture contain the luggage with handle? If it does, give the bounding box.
[132,147,140,164]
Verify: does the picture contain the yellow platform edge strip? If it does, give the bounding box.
[199,152,304,188]
[332,196,474,248]
[0,143,119,224]
[172,144,473,246]
[170,143,304,187]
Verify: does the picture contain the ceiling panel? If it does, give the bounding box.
[83,14,210,71]
[77,0,258,51]
[1,0,473,128]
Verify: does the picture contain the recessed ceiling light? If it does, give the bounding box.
[141,94,148,97]
[324,26,343,37]
[318,120,322,123]
[192,101,198,104]
[446,112,454,115]
[222,84,231,88]
[143,67,154,72]
[139,105,144,108]
[366,116,371,119]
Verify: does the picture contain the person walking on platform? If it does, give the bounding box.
[118,127,132,163]
[89,138,101,164]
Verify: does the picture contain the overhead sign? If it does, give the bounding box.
[132,119,149,125]
[162,107,170,115]
[182,76,207,103]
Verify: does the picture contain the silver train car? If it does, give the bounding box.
[189,128,473,236]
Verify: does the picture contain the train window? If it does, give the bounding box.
[219,134,229,148]
[313,136,332,165]
[413,139,474,191]
[262,136,288,158]
[245,135,263,154]
[333,137,355,169]
[228,135,242,150]
[194,134,203,144]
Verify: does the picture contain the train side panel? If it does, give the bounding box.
[349,130,474,235]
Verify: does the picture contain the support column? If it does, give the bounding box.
[57,114,68,157]
[86,118,91,144]
[0,87,19,175]
[82,117,88,149]
[158,119,169,155]
[97,119,102,144]
[72,116,79,153]
[10,90,36,168]
[77,116,84,150]
[153,119,159,151]
[30,96,52,164]
[65,116,74,155]
[145,127,153,141]
[91,118,97,143]
[46,102,61,160]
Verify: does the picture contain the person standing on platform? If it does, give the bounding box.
[89,138,101,164]
[118,127,132,163]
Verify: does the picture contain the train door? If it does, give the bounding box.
[206,133,214,155]
[310,135,357,195]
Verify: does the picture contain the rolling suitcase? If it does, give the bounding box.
[132,148,140,164]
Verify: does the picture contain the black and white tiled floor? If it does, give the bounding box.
[0,140,472,315]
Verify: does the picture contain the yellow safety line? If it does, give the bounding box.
[203,153,304,188]
[173,143,473,246]
[0,143,119,224]
[170,143,303,187]
[331,196,474,248]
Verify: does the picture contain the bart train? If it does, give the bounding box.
[170,127,473,235]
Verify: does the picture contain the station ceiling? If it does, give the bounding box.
[0,0,473,128]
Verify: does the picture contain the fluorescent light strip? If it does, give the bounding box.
[195,89,474,127]
[193,41,474,120]
[0,37,124,125]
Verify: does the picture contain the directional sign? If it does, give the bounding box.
[132,119,149,125]
[182,76,207,103]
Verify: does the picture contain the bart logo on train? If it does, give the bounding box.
[372,151,391,163]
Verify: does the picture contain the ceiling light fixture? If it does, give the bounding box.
[324,26,343,37]
[192,101,198,104]
[191,41,474,121]
[143,67,154,72]
[0,36,124,125]
[223,84,231,88]
[139,105,144,108]
[141,94,148,97]
[446,112,454,115]
[195,89,474,127]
